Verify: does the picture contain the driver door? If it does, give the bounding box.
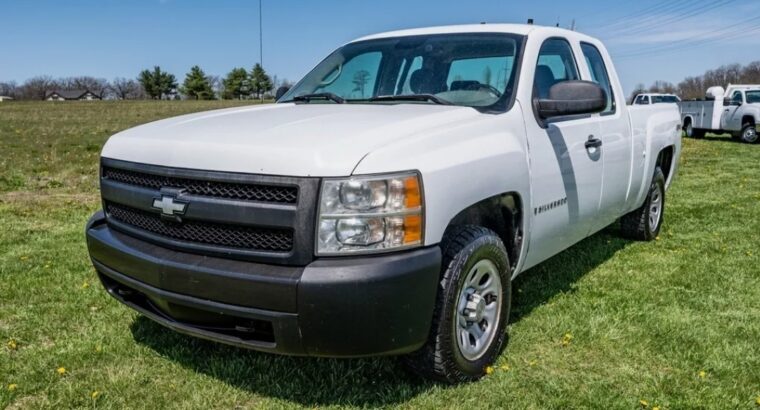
[721,91,744,130]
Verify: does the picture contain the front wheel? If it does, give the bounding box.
[739,123,759,144]
[620,168,665,241]
[403,226,511,383]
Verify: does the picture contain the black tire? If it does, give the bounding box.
[621,168,665,241]
[403,225,511,383]
[684,120,704,138]
[739,123,758,144]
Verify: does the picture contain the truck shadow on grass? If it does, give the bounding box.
[130,226,630,407]
[699,134,744,144]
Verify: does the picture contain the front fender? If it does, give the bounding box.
[352,108,530,246]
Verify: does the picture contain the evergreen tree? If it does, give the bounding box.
[138,66,177,100]
[249,63,273,100]
[222,68,251,100]
[181,65,215,100]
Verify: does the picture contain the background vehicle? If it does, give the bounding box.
[86,24,681,383]
[632,93,681,105]
[679,84,760,143]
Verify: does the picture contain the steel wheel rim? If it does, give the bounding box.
[649,184,663,230]
[686,123,693,137]
[744,127,758,143]
[455,259,502,361]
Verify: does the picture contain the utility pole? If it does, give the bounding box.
[258,0,265,102]
[259,0,263,69]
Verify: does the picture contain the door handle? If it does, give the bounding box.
[585,136,603,149]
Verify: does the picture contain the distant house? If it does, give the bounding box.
[45,90,101,101]
[0,96,13,102]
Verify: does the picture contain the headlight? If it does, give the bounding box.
[316,172,423,255]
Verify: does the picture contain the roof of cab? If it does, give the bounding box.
[351,23,594,43]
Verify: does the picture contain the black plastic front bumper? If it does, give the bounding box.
[86,212,441,357]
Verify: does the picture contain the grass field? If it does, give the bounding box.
[1,101,759,409]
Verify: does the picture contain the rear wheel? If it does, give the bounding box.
[621,168,665,241]
[404,226,511,383]
[739,123,758,144]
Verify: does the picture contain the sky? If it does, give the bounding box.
[2,0,759,95]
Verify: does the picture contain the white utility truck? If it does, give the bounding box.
[680,85,760,143]
[632,93,680,105]
[86,24,681,383]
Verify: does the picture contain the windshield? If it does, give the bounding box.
[653,95,679,103]
[280,33,523,110]
[746,91,760,104]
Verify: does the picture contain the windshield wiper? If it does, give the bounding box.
[290,93,345,104]
[367,94,453,105]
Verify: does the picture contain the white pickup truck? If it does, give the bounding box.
[680,85,760,143]
[86,24,681,383]
[632,93,681,105]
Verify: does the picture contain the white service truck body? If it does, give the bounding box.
[680,85,760,143]
[86,24,681,382]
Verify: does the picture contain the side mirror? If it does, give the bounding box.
[538,81,606,119]
[275,86,291,101]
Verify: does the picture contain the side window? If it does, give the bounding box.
[534,38,579,99]
[581,43,615,113]
[732,91,743,104]
[400,56,423,94]
[314,51,383,99]
[634,95,644,105]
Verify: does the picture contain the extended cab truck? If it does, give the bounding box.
[680,84,760,143]
[632,93,681,105]
[85,24,681,383]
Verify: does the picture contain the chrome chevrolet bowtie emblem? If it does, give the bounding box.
[152,195,188,217]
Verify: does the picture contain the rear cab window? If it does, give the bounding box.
[580,42,615,114]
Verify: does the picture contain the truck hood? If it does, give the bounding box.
[102,103,484,176]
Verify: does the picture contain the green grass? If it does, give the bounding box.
[1,101,759,409]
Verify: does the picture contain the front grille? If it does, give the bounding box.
[106,202,294,252]
[103,166,298,204]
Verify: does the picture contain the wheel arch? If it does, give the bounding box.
[445,192,524,272]
[656,145,675,183]
[742,115,756,126]
[682,115,693,127]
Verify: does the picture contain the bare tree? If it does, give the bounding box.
[647,80,677,94]
[741,61,760,84]
[629,83,647,103]
[60,76,110,98]
[0,81,18,98]
[20,76,55,100]
[677,76,705,100]
[111,77,141,100]
[352,70,371,98]
[207,75,221,100]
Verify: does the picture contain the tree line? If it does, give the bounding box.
[629,60,760,102]
[0,64,289,101]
